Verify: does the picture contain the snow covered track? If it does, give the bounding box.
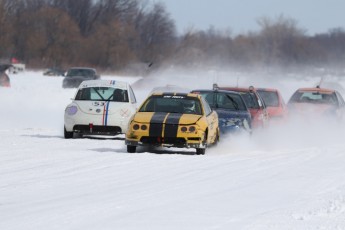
[1,71,345,229]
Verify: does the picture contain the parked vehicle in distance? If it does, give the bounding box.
[0,64,12,87]
[257,88,288,121]
[43,68,65,76]
[125,92,219,155]
[191,88,251,134]
[287,86,345,120]
[64,80,137,138]
[218,85,270,129]
[62,67,100,88]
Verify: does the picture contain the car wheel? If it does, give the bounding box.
[127,145,136,153]
[196,148,206,155]
[214,129,220,145]
[64,127,74,139]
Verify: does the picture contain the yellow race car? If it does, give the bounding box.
[125,92,219,154]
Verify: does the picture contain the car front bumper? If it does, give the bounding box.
[125,138,206,149]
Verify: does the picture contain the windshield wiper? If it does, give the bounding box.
[226,95,239,110]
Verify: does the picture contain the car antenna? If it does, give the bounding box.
[317,76,324,88]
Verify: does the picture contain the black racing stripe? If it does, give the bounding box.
[164,113,183,137]
[149,112,167,136]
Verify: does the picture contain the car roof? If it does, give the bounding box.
[68,67,96,70]
[191,89,243,95]
[296,87,336,93]
[67,67,97,72]
[257,88,279,92]
[78,80,129,90]
[218,86,257,92]
[150,92,201,99]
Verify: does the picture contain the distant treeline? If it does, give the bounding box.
[1,0,345,74]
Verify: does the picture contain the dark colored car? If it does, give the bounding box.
[62,67,100,88]
[218,85,270,129]
[0,64,12,87]
[43,68,65,76]
[287,86,345,120]
[191,89,252,134]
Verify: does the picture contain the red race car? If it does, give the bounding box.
[257,88,288,122]
[218,85,269,129]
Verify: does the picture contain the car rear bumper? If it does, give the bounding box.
[73,124,122,135]
[64,115,130,134]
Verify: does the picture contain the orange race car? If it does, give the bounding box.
[287,86,345,120]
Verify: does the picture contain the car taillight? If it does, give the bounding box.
[66,105,78,115]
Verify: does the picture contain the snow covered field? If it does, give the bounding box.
[1,70,345,230]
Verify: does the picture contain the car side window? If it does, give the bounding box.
[257,94,266,108]
[241,92,259,109]
[128,85,137,103]
[201,97,212,116]
[75,88,90,100]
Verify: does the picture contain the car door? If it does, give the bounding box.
[201,97,218,143]
[255,92,270,127]
[335,91,345,120]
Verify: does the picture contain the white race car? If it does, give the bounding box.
[64,80,137,138]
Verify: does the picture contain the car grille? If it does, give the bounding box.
[140,136,186,145]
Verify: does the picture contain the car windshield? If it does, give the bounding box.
[199,92,246,111]
[75,87,129,102]
[257,90,279,107]
[290,91,337,105]
[139,95,202,115]
[66,69,95,77]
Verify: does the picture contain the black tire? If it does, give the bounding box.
[196,148,206,155]
[127,145,136,153]
[214,129,220,145]
[64,127,74,139]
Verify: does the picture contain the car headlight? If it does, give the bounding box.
[181,125,197,133]
[65,105,78,115]
[131,123,148,131]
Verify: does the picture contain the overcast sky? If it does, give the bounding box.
[157,0,345,35]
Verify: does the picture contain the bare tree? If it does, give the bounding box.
[256,15,307,67]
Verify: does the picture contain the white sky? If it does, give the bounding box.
[157,0,345,35]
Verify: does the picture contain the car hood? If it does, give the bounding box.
[289,103,336,115]
[215,109,251,131]
[215,109,250,120]
[132,112,202,125]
